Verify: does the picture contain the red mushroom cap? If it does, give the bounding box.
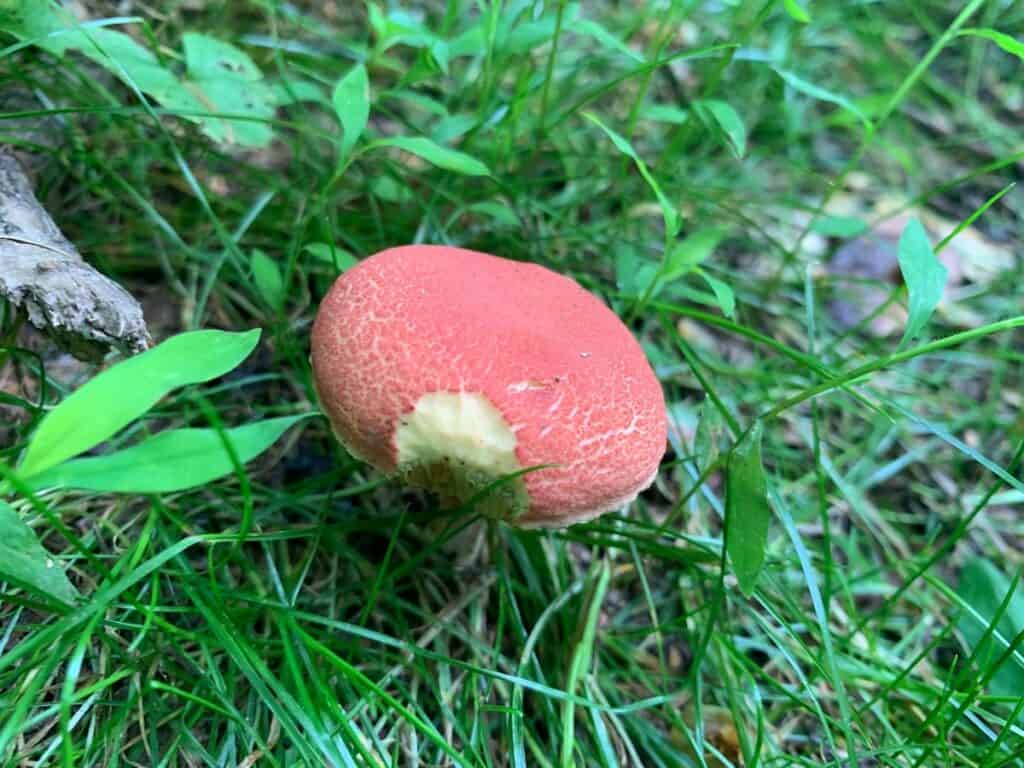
[310,245,667,527]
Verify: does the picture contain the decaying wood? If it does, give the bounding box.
[0,150,150,361]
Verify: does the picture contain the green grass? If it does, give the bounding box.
[2,1,1024,765]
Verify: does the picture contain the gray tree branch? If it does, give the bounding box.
[0,150,150,361]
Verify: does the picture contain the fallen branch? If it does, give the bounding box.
[0,150,149,361]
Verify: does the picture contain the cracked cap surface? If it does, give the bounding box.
[310,244,667,527]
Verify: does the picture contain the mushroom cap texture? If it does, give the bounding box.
[310,245,667,527]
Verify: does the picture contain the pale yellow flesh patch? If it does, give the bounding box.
[395,391,528,519]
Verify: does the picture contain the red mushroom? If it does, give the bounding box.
[310,245,667,528]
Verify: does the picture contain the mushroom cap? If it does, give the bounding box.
[310,245,667,527]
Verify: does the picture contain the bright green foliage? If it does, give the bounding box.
[693,100,747,158]
[726,422,771,596]
[960,28,1024,61]
[897,218,948,346]
[251,249,285,312]
[956,559,1024,698]
[18,330,260,478]
[0,6,279,146]
[180,33,277,147]
[2,0,1022,765]
[370,136,490,176]
[0,500,77,605]
[24,416,309,494]
[333,63,370,162]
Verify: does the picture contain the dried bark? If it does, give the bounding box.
[0,150,150,361]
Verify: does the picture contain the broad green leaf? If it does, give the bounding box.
[369,175,413,203]
[19,329,260,479]
[774,68,871,129]
[385,89,449,116]
[35,23,208,129]
[584,112,679,237]
[616,245,655,297]
[368,3,437,50]
[333,64,370,161]
[432,114,477,144]
[694,100,746,158]
[726,421,770,596]
[71,27,182,94]
[429,40,450,74]
[0,0,62,46]
[502,17,559,54]
[697,269,736,318]
[304,242,358,271]
[466,201,519,228]
[29,24,275,148]
[959,28,1024,61]
[25,416,309,494]
[956,558,1024,697]
[641,104,689,124]
[448,24,485,58]
[639,229,726,307]
[0,500,77,605]
[782,0,811,23]
[811,215,867,238]
[370,136,490,176]
[184,32,262,79]
[270,79,327,106]
[182,33,277,147]
[662,229,724,283]
[0,10,288,147]
[251,249,284,312]
[897,218,948,346]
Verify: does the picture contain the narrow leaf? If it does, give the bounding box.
[774,68,871,128]
[560,558,611,766]
[782,0,811,23]
[584,112,679,237]
[429,40,450,74]
[694,399,724,473]
[251,249,284,311]
[897,218,948,346]
[0,500,77,605]
[694,100,746,158]
[26,416,309,494]
[641,104,688,124]
[663,229,724,283]
[697,269,736,318]
[959,28,1024,61]
[304,242,358,271]
[574,18,643,62]
[432,114,477,144]
[332,63,370,161]
[503,18,560,54]
[726,421,770,596]
[19,329,261,478]
[370,136,490,176]
[466,201,519,228]
[811,215,867,238]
